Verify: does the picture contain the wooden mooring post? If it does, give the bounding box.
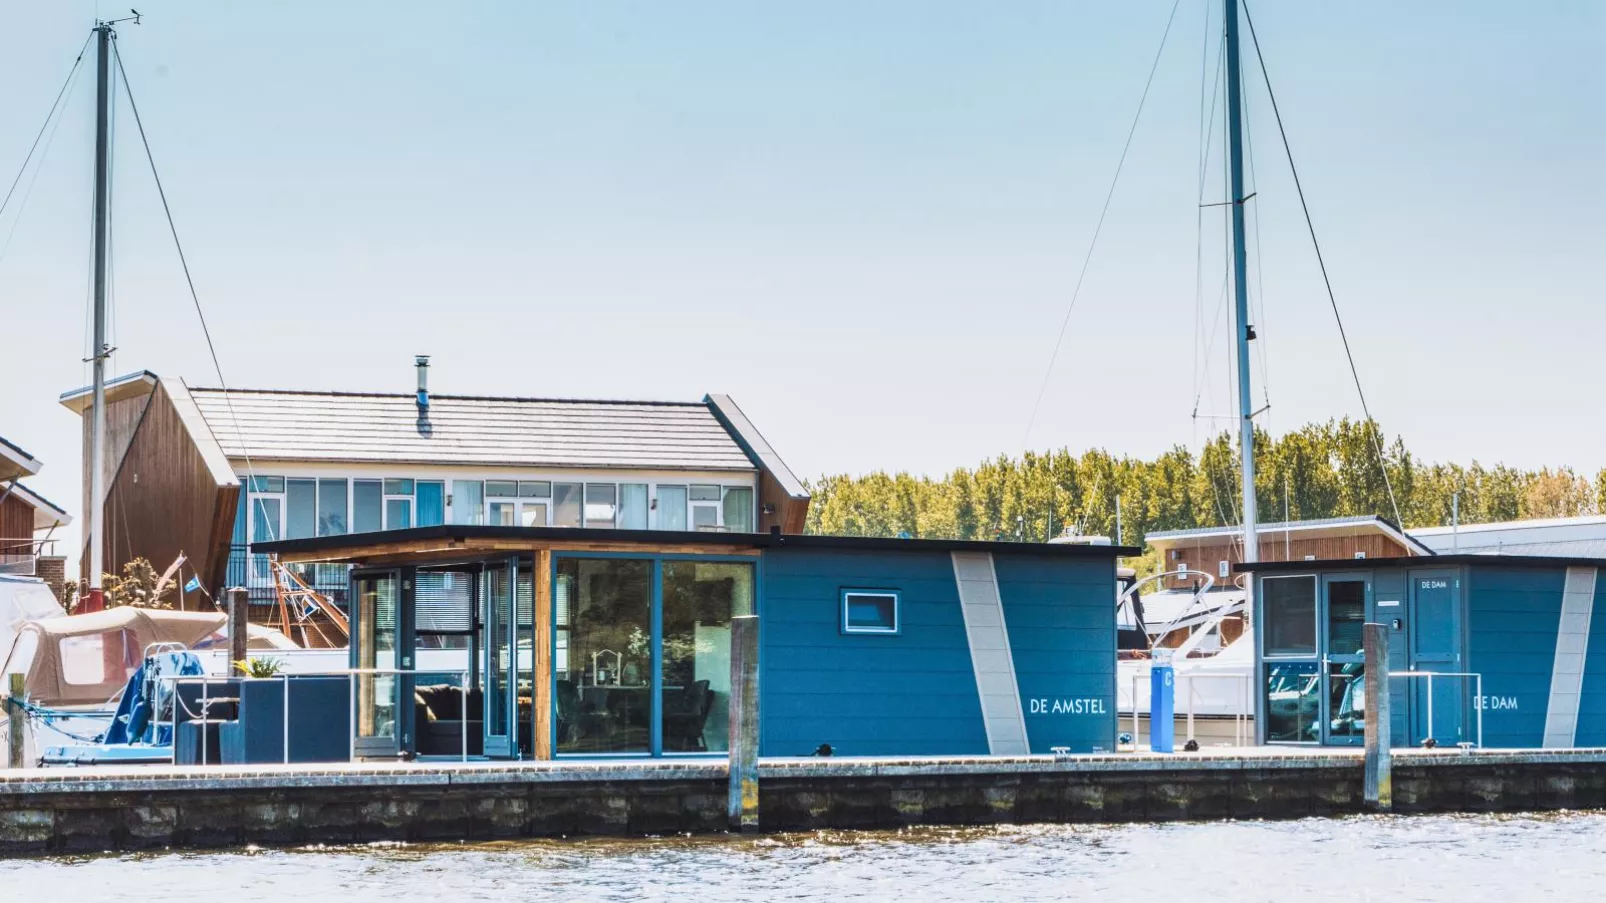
[728,612,760,831]
[6,672,26,769]
[1363,622,1392,811]
[226,587,249,668]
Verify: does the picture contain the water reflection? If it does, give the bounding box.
[4,813,1604,902]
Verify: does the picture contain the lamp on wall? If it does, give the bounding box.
[761,503,776,516]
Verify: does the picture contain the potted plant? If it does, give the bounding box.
[233,657,285,679]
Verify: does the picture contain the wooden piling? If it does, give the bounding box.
[1363,622,1392,811]
[227,587,249,670]
[6,673,25,769]
[532,548,553,760]
[728,613,760,831]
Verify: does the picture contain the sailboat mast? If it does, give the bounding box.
[85,22,114,612]
[1223,0,1258,574]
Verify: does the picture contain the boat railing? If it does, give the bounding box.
[1117,570,1224,653]
[0,537,55,576]
[1127,670,1253,750]
[1385,670,1484,748]
[161,667,474,767]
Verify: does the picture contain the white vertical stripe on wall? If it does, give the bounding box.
[951,552,1030,756]
[1542,566,1597,748]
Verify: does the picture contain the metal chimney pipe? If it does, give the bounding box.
[415,355,431,434]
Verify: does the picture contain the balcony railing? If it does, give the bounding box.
[227,545,351,615]
[0,537,57,577]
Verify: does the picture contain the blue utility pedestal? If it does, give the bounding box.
[1150,650,1175,753]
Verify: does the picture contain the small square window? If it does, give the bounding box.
[842,590,899,635]
[383,478,415,496]
[486,481,518,497]
[248,475,285,493]
[689,485,722,502]
[519,481,552,499]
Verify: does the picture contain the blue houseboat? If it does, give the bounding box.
[1244,555,1606,749]
[256,527,1130,760]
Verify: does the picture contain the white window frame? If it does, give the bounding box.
[383,479,415,531]
[841,589,900,635]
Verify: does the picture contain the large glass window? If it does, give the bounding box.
[1263,575,1317,657]
[416,481,445,526]
[353,480,383,533]
[722,487,754,533]
[619,484,648,530]
[660,561,747,753]
[452,480,484,525]
[555,559,652,754]
[317,479,348,536]
[585,483,617,528]
[1265,662,1320,743]
[657,485,687,531]
[287,479,317,540]
[552,482,582,528]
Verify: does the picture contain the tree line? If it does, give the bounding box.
[803,418,1606,551]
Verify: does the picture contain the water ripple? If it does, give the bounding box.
[3,812,1604,902]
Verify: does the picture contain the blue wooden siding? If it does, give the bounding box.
[1373,571,1411,744]
[1575,578,1606,747]
[993,555,1116,753]
[759,548,988,757]
[1466,566,1564,748]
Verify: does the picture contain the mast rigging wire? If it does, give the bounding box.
[0,37,92,269]
[112,40,267,532]
[1240,1,1403,528]
[0,35,91,222]
[1020,0,1184,454]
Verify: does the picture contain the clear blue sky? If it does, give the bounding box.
[1,1,1603,563]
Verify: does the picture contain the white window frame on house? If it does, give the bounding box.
[485,480,520,526]
[516,481,551,527]
[841,589,900,635]
[244,476,285,582]
[242,470,760,539]
[689,484,722,531]
[383,479,415,530]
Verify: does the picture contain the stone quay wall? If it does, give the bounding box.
[2,750,1604,856]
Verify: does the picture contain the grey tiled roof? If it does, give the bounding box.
[1146,515,1395,540]
[188,389,756,471]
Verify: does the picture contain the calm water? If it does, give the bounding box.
[5,812,1604,902]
